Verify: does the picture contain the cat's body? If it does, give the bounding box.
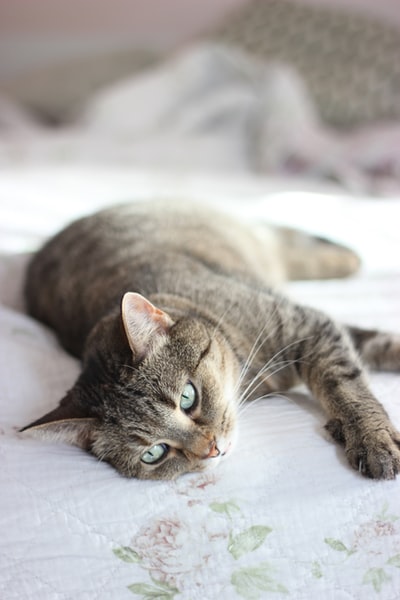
[23,201,400,480]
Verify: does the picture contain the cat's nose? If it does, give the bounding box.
[204,440,220,459]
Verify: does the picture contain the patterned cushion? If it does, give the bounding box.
[213,0,400,127]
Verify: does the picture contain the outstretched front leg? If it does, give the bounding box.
[264,297,400,479]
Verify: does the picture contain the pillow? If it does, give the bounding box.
[212,0,400,128]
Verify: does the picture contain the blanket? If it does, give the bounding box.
[1,44,400,195]
[1,169,400,599]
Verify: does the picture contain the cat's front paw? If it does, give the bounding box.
[326,418,400,480]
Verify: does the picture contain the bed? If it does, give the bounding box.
[1,164,400,600]
[1,21,400,599]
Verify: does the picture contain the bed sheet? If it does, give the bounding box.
[1,167,400,600]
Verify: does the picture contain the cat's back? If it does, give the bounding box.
[26,201,279,283]
[25,201,282,353]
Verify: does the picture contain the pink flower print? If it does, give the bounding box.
[131,511,230,592]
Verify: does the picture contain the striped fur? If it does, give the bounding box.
[22,202,400,480]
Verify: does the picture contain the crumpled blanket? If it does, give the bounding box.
[1,43,400,194]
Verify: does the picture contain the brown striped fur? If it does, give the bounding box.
[22,202,400,480]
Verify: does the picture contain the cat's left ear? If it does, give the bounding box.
[20,393,99,449]
[121,292,174,359]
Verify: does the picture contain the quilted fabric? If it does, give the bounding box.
[1,172,400,599]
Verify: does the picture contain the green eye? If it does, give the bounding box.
[141,443,169,464]
[180,382,197,411]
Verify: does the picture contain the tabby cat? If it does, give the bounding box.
[22,201,400,480]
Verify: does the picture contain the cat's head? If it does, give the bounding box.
[22,293,239,479]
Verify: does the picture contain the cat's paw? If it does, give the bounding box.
[325,418,400,480]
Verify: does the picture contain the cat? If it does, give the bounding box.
[22,201,400,480]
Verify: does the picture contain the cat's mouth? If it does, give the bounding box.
[203,439,234,463]
[199,439,234,472]
[221,442,233,457]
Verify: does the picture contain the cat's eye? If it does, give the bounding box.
[141,443,169,464]
[180,382,197,412]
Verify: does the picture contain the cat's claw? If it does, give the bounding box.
[326,418,400,480]
[350,434,400,480]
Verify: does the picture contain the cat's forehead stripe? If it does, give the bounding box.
[196,338,212,368]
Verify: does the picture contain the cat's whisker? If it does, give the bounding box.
[95,448,108,464]
[237,335,314,407]
[119,363,137,372]
[238,358,298,407]
[234,322,273,396]
[237,357,287,406]
[237,351,313,409]
[233,294,306,398]
[209,297,237,342]
[239,342,315,405]
[238,360,299,407]
[238,395,269,417]
[258,334,314,377]
[238,391,292,418]
[233,299,290,396]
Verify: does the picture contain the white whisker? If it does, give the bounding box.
[238,358,297,406]
[234,322,273,395]
[238,391,292,418]
[236,335,314,407]
[233,299,287,398]
[209,298,237,342]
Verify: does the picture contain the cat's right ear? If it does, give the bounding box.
[121,292,174,359]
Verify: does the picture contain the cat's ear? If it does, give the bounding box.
[20,397,99,449]
[121,292,174,358]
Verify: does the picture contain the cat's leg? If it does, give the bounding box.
[271,226,360,280]
[346,325,400,372]
[273,301,400,479]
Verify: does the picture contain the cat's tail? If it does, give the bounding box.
[346,325,400,372]
[276,226,361,280]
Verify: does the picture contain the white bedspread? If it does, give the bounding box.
[0,166,400,600]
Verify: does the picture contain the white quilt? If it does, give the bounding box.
[1,166,400,600]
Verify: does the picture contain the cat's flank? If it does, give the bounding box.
[22,202,400,480]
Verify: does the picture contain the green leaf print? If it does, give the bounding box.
[387,554,400,568]
[128,580,178,599]
[149,578,179,594]
[375,502,399,523]
[231,563,288,599]
[311,561,323,579]
[324,538,355,557]
[113,546,141,563]
[228,526,272,560]
[209,500,241,519]
[363,568,391,593]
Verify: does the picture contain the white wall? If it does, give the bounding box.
[0,0,399,81]
[0,0,247,79]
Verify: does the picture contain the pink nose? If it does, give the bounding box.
[205,440,220,459]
